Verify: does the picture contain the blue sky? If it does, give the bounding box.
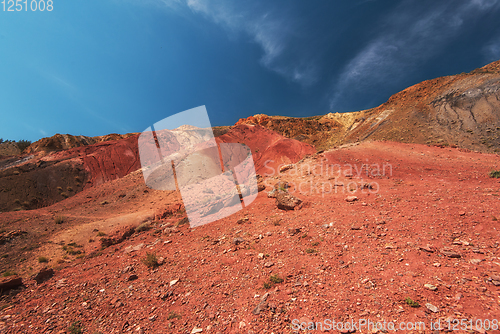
[1,0,500,142]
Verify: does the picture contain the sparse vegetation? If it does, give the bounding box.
[135,221,151,233]
[305,248,317,254]
[176,217,189,226]
[61,192,69,198]
[167,311,181,320]
[269,274,284,284]
[68,320,83,334]
[264,274,284,289]
[405,297,420,307]
[489,170,500,178]
[96,231,106,236]
[38,256,48,263]
[62,243,83,256]
[16,139,32,152]
[2,270,17,277]
[311,241,320,246]
[142,252,159,268]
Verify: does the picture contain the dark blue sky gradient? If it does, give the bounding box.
[1,0,500,141]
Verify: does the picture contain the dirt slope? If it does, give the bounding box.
[0,141,499,333]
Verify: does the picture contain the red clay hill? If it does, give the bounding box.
[0,60,499,334]
[237,60,500,153]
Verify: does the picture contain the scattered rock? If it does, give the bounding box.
[252,292,269,315]
[100,226,136,249]
[33,267,54,284]
[440,249,461,258]
[124,243,144,254]
[0,276,23,292]
[279,164,294,173]
[470,258,482,265]
[170,279,179,286]
[345,196,358,202]
[233,237,245,245]
[490,275,500,286]
[287,227,301,236]
[276,192,302,210]
[127,274,138,281]
[425,303,439,313]
[257,184,266,192]
[419,244,434,253]
[264,262,274,268]
[191,327,203,334]
[0,230,27,245]
[236,217,249,224]
[424,283,437,291]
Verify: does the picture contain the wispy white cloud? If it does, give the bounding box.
[158,0,318,86]
[483,34,500,62]
[329,0,500,110]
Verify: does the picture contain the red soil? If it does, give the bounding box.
[1,140,499,333]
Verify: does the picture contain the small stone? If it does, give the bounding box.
[257,184,266,192]
[470,259,482,265]
[252,292,269,315]
[458,211,466,216]
[236,217,249,224]
[157,257,165,265]
[148,315,157,321]
[276,192,302,210]
[191,326,203,334]
[127,274,138,281]
[425,303,439,313]
[170,279,179,286]
[264,262,274,268]
[279,164,294,173]
[33,267,54,284]
[419,245,434,253]
[433,262,441,267]
[440,249,461,258]
[424,284,437,291]
[345,196,358,202]
[233,237,245,245]
[0,276,23,291]
[257,253,264,259]
[287,227,301,236]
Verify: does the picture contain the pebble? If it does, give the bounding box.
[345,196,358,202]
[425,303,439,313]
[424,283,437,291]
[170,279,179,286]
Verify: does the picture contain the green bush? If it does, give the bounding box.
[16,140,32,152]
[142,252,159,268]
[68,321,83,334]
[489,170,500,178]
